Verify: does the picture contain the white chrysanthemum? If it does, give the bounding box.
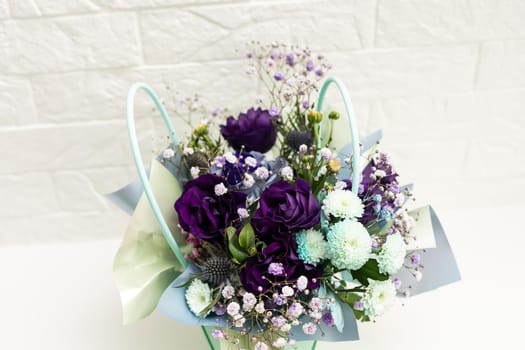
[327,219,371,270]
[296,229,327,265]
[377,233,407,275]
[362,279,397,318]
[323,189,364,219]
[185,279,211,317]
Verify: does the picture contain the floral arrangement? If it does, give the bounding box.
[109,43,460,350]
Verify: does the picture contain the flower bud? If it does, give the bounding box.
[328,111,340,120]
[307,111,323,124]
[193,123,208,136]
[327,158,341,173]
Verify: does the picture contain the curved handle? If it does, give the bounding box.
[316,77,361,195]
[126,82,188,269]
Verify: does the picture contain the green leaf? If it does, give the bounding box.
[238,223,255,251]
[351,259,389,286]
[112,159,192,324]
[336,291,367,321]
[227,227,249,264]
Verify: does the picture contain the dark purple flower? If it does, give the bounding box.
[239,235,322,294]
[220,107,278,153]
[174,174,247,242]
[251,179,321,240]
[343,153,399,226]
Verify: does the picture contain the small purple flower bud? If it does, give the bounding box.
[212,329,225,339]
[315,68,324,77]
[391,184,400,193]
[393,277,402,289]
[322,312,335,327]
[269,106,280,117]
[214,303,226,316]
[268,262,285,276]
[353,301,363,311]
[302,100,310,109]
[286,53,297,66]
[306,60,314,72]
[245,52,253,59]
[371,238,379,249]
[410,254,421,265]
[273,72,284,81]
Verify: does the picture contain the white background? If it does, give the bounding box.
[1,0,524,349]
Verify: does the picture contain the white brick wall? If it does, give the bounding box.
[1,0,523,247]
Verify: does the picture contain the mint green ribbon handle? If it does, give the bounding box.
[126,82,188,269]
[317,77,361,194]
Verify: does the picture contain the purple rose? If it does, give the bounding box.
[220,107,278,153]
[239,235,322,294]
[174,174,247,242]
[252,179,321,240]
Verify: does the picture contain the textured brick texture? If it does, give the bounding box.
[1,0,523,247]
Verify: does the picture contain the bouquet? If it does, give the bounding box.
[108,43,460,350]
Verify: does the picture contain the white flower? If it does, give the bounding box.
[374,169,386,178]
[254,342,269,350]
[320,147,332,160]
[243,174,255,188]
[299,144,308,153]
[309,297,322,311]
[224,152,238,164]
[254,167,269,180]
[214,183,228,196]
[185,279,211,317]
[323,189,364,219]
[183,147,194,156]
[255,301,265,314]
[362,279,397,318]
[302,322,317,335]
[226,302,240,316]
[281,286,294,297]
[296,276,308,291]
[190,166,200,178]
[377,233,407,275]
[280,323,291,332]
[242,293,257,311]
[394,193,405,207]
[327,219,371,270]
[334,180,347,190]
[162,148,175,159]
[245,156,257,168]
[232,314,246,327]
[309,310,323,319]
[296,229,327,265]
[319,165,327,175]
[280,166,294,180]
[272,338,287,348]
[237,208,249,219]
[222,285,235,299]
[286,302,304,318]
